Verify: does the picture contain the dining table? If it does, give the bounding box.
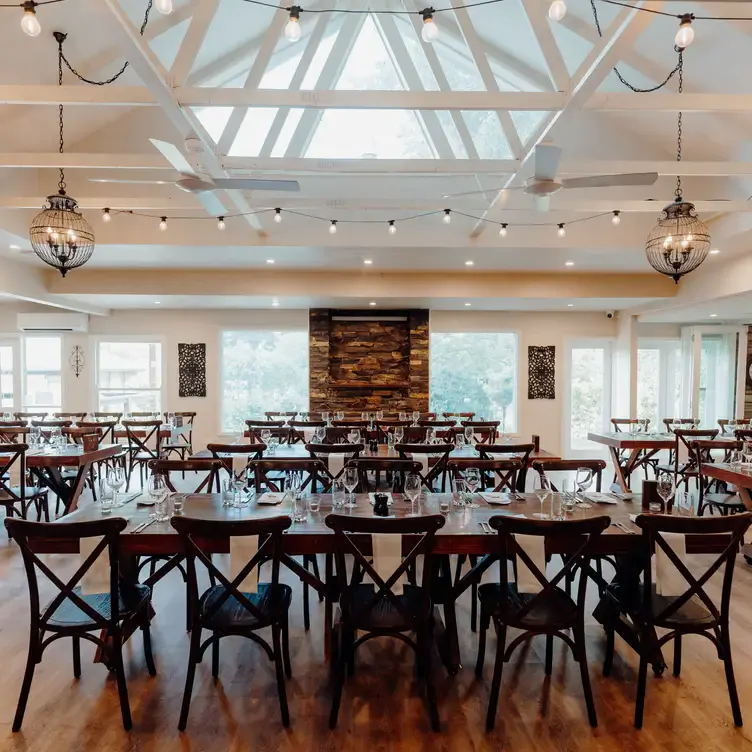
[700,461,752,561]
[32,489,730,675]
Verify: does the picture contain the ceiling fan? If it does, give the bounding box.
[89,137,300,216]
[443,143,659,211]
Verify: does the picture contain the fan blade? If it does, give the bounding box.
[534,195,551,212]
[561,172,659,189]
[212,178,301,192]
[149,138,198,177]
[88,178,173,185]
[442,186,521,199]
[534,144,562,181]
[195,191,227,217]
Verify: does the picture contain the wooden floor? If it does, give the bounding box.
[2,494,752,751]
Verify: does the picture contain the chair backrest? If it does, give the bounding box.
[673,429,718,473]
[693,440,742,506]
[488,515,610,624]
[460,421,500,444]
[264,411,298,421]
[418,419,454,428]
[248,419,286,428]
[6,516,127,633]
[171,515,291,626]
[31,419,72,429]
[662,418,696,432]
[122,419,163,458]
[718,419,747,435]
[325,513,445,626]
[148,458,221,492]
[129,412,159,418]
[287,420,326,444]
[305,443,364,481]
[0,422,26,442]
[532,459,607,492]
[344,457,422,492]
[395,442,453,489]
[611,417,646,432]
[246,422,290,443]
[443,412,475,420]
[63,427,103,445]
[635,512,752,628]
[207,443,266,480]
[733,429,752,442]
[0,443,27,504]
[169,411,196,444]
[78,420,116,444]
[90,411,123,422]
[54,412,87,420]
[248,458,326,492]
[447,458,521,492]
[480,443,535,469]
[14,412,46,422]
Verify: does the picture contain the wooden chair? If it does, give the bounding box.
[395,442,454,491]
[89,411,123,422]
[5,516,155,731]
[658,429,719,490]
[14,412,47,422]
[0,422,26,443]
[264,411,298,421]
[460,420,500,444]
[161,411,196,468]
[148,458,221,493]
[374,420,411,443]
[628,512,752,728]
[248,458,325,493]
[717,418,748,435]
[344,457,422,493]
[31,419,72,429]
[206,443,266,484]
[478,514,610,730]
[480,443,535,492]
[662,418,697,431]
[305,443,364,487]
[287,420,326,444]
[734,428,752,443]
[693,440,745,516]
[0,443,49,525]
[122,420,163,491]
[246,421,290,444]
[325,513,445,731]
[611,417,648,432]
[442,412,475,421]
[171,515,293,730]
[531,459,607,491]
[54,412,87,422]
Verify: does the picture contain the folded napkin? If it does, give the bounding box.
[328,454,347,478]
[229,535,259,594]
[585,493,618,505]
[479,492,511,505]
[654,532,687,597]
[368,492,393,505]
[412,454,429,477]
[80,535,110,595]
[258,492,284,505]
[371,533,405,596]
[514,534,546,594]
[232,453,247,479]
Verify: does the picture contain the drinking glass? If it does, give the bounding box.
[426,427,436,444]
[452,477,467,507]
[260,428,272,445]
[691,417,701,429]
[361,411,369,423]
[574,467,593,509]
[387,433,396,451]
[99,476,114,513]
[107,466,125,506]
[728,418,738,435]
[222,478,234,507]
[676,490,695,516]
[336,411,345,422]
[412,411,420,426]
[352,429,361,444]
[308,494,321,513]
[405,473,421,517]
[2,411,10,421]
[744,441,752,465]
[232,479,249,508]
[730,449,743,468]
[332,479,346,508]
[147,474,169,522]
[267,436,279,456]
[347,431,358,444]
[464,426,474,445]
[292,493,307,523]
[376,410,384,422]
[561,478,576,513]
[464,467,481,509]
[30,425,41,448]
[533,475,552,519]
[343,466,358,509]
[655,471,675,512]
[455,433,466,448]
[322,411,330,425]
[394,426,404,443]
[399,412,408,422]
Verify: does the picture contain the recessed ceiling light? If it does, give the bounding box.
[567,303,574,307]
[271,299,279,307]
[709,313,717,318]
[266,259,275,264]
[9,244,20,250]
[363,259,373,265]
[565,261,575,267]
[154,301,161,305]
[369,301,376,306]
[709,249,720,255]
[465,260,474,266]
[464,302,472,307]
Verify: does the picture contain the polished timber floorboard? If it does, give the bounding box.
[2,500,752,750]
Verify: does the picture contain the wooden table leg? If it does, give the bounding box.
[609,447,631,492]
[324,553,333,663]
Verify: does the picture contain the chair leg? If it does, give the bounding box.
[673,635,682,677]
[282,613,292,679]
[178,627,202,731]
[720,629,743,726]
[272,624,290,727]
[329,624,346,729]
[12,635,39,731]
[142,612,157,677]
[72,636,81,678]
[475,606,490,677]
[211,635,220,680]
[303,577,310,632]
[575,627,597,728]
[469,555,478,632]
[544,634,554,676]
[111,631,133,731]
[485,622,507,731]
[634,651,649,729]
[603,625,615,677]
[419,627,440,732]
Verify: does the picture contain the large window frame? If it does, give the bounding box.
[637,338,682,429]
[23,335,62,413]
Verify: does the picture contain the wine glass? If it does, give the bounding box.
[352,429,361,444]
[404,473,421,517]
[314,426,326,443]
[464,425,474,446]
[147,473,169,521]
[2,411,10,421]
[361,411,369,423]
[336,411,345,422]
[347,430,358,444]
[533,475,551,519]
[322,411,330,425]
[743,441,752,465]
[260,428,272,446]
[376,410,384,422]
[464,467,481,509]
[574,467,593,509]
[412,411,420,426]
[107,466,125,505]
[343,466,358,509]
[656,471,675,512]
[399,412,407,422]
[394,426,404,443]
[426,427,436,445]
[728,418,738,436]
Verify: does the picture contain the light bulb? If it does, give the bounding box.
[499,223,508,238]
[155,0,173,15]
[557,223,566,238]
[388,220,396,235]
[274,208,282,224]
[284,7,302,42]
[102,208,111,223]
[217,216,225,231]
[421,9,438,43]
[329,220,338,235]
[443,209,451,224]
[21,7,41,37]
[675,14,694,48]
[548,0,566,21]
[159,217,167,232]
[611,210,620,226]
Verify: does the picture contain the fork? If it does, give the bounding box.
[478,521,493,534]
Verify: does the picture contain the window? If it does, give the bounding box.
[698,333,737,427]
[24,337,62,412]
[96,341,162,414]
[0,342,15,408]
[637,340,681,428]
[567,341,612,454]
[220,331,309,432]
[429,332,517,430]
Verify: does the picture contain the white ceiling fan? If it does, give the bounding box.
[443,143,659,211]
[89,137,301,216]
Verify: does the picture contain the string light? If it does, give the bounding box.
[388,220,396,235]
[102,208,111,223]
[557,223,566,238]
[443,209,452,224]
[20,1,41,37]
[329,220,338,235]
[284,5,302,41]
[159,216,167,232]
[548,0,566,21]
[155,0,174,14]
[499,223,508,238]
[217,216,226,230]
[274,208,282,223]
[421,8,438,43]
[675,13,695,48]
[611,210,621,226]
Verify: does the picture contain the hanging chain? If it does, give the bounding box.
[59,0,153,86]
[57,34,65,195]
[675,49,683,200]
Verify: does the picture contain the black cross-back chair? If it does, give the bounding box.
[627,512,752,729]
[460,420,500,444]
[657,428,719,491]
[344,457,422,493]
[161,411,197,469]
[693,440,745,516]
[246,420,290,444]
[477,514,610,730]
[54,411,87,421]
[122,419,163,491]
[5,516,155,731]
[480,443,536,492]
[0,443,49,526]
[0,422,26,442]
[325,513,445,731]
[171,515,293,730]
[207,442,266,484]
[305,442,364,487]
[287,419,326,444]
[395,442,454,491]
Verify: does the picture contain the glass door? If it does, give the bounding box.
[637,340,682,429]
[0,339,20,412]
[698,332,737,428]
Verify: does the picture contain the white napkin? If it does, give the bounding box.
[412,454,429,477]
[303,428,315,443]
[80,535,110,595]
[514,534,546,594]
[328,454,346,478]
[258,492,284,505]
[654,532,687,597]
[232,453,247,479]
[229,536,259,594]
[479,492,511,505]
[371,533,405,596]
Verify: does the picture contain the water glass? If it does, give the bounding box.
[107,466,125,506]
[308,495,321,513]
[412,411,420,426]
[332,479,346,508]
[314,426,326,443]
[744,441,752,465]
[533,475,551,519]
[399,412,408,422]
[232,479,249,508]
[464,426,474,445]
[575,467,593,509]
[455,433,466,448]
[561,478,576,513]
[336,411,345,422]
[222,478,234,507]
[2,412,10,421]
[172,493,186,514]
[405,473,421,517]
[464,467,481,509]
[394,426,404,443]
[452,477,467,507]
[675,490,695,516]
[439,494,450,514]
[260,428,272,445]
[292,494,307,523]
[375,410,384,422]
[148,474,169,522]
[99,476,114,513]
[267,436,279,456]
[730,450,743,468]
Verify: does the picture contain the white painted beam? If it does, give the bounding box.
[170,0,222,87]
[519,0,570,91]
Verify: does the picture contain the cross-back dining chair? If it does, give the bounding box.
[374,420,411,443]
[148,458,222,493]
[287,419,326,444]
[264,411,298,421]
[692,440,745,516]
[478,514,611,730]
[395,442,454,491]
[31,419,72,429]
[447,457,521,493]
[657,428,719,490]
[89,411,123,422]
[5,516,155,731]
[14,412,47,423]
[443,412,475,421]
[305,442,364,487]
[460,420,500,444]
[161,411,196,468]
[206,442,266,484]
[246,421,290,444]
[718,418,749,435]
[248,457,325,493]
[0,443,49,526]
[171,515,293,730]
[122,419,163,491]
[344,457,422,493]
[480,443,535,491]
[626,512,752,729]
[53,412,87,422]
[325,513,445,731]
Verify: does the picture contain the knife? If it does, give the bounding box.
[132,518,157,534]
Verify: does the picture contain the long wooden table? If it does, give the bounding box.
[701,462,752,561]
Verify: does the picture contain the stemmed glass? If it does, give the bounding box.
[399,412,408,422]
[260,428,272,446]
[361,411,369,423]
[426,427,436,444]
[314,426,326,443]
[2,411,10,421]
[533,475,551,519]
[728,418,738,436]
[744,441,752,466]
[147,473,169,521]
[336,411,345,422]
[322,411,331,426]
[464,425,474,446]
[574,467,593,508]
[656,471,675,512]
[376,410,384,422]
[464,467,481,509]
[394,425,404,444]
[343,466,358,509]
[107,466,125,506]
[412,411,420,426]
[405,473,421,517]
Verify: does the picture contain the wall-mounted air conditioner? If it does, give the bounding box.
[17,313,89,333]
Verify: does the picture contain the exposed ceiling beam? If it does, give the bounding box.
[169,0,222,87]
[519,0,570,92]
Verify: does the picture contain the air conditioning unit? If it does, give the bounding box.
[17,313,89,333]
